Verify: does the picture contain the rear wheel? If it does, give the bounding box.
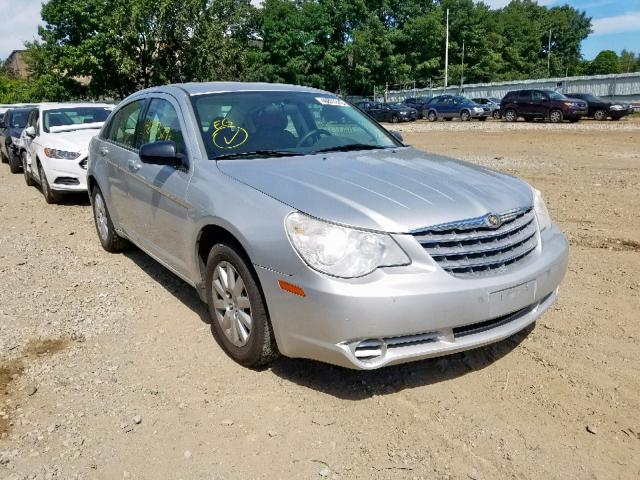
[390,115,399,123]
[460,110,471,122]
[549,109,563,123]
[205,244,278,367]
[38,162,60,204]
[91,186,129,252]
[22,152,35,186]
[593,109,606,121]
[492,110,502,120]
[427,111,437,122]
[504,108,517,122]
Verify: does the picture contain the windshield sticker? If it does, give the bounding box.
[315,97,348,107]
[212,118,248,150]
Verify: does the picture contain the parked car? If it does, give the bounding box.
[425,95,490,121]
[1,107,36,173]
[565,93,635,121]
[472,97,502,119]
[501,90,588,123]
[88,82,568,370]
[403,97,432,118]
[20,103,113,203]
[355,101,418,123]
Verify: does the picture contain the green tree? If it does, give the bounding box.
[588,50,620,75]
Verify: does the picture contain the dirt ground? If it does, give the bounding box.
[1,118,639,480]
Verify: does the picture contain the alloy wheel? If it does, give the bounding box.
[549,110,563,123]
[594,109,606,121]
[212,261,253,348]
[460,110,470,121]
[505,109,516,122]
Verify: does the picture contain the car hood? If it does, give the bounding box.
[42,129,100,153]
[217,147,533,233]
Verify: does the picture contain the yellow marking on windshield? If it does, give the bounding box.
[212,118,248,150]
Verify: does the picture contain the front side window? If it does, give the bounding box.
[43,107,112,133]
[191,91,399,159]
[137,99,186,154]
[107,101,143,149]
[11,110,32,128]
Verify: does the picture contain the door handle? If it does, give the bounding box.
[99,147,109,156]
[128,158,142,172]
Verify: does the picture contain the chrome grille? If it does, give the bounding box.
[412,207,538,276]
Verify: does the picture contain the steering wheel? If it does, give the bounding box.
[296,128,332,147]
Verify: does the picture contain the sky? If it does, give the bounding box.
[1,0,639,61]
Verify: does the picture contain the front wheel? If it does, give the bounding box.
[504,109,517,122]
[549,109,563,123]
[205,244,278,367]
[22,152,35,186]
[460,110,471,122]
[390,115,399,123]
[493,110,502,120]
[8,152,21,174]
[38,162,60,204]
[91,186,129,252]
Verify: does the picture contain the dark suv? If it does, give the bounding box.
[403,97,431,118]
[501,89,588,123]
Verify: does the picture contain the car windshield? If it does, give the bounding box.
[11,110,32,128]
[545,91,567,100]
[191,91,400,159]
[43,107,112,133]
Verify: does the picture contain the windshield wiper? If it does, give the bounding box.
[214,150,305,160]
[313,144,389,154]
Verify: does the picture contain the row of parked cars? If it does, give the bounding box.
[1,82,569,371]
[356,89,635,123]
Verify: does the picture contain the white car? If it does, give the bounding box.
[20,103,113,203]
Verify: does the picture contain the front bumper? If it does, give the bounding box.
[257,224,569,369]
[40,155,88,191]
[470,110,489,118]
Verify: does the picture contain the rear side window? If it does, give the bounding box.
[107,101,143,149]
[137,99,186,155]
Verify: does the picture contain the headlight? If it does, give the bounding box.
[610,105,623,110]
[44,148,81,160]
[532,188,552,231]
[285,212,410,278]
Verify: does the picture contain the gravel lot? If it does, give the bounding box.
[1,119,639,479]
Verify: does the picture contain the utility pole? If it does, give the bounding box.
[460,38,465,90]
[547,28,552,78]
[444,8,449,89]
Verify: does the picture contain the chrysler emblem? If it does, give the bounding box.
[485,213,501,228]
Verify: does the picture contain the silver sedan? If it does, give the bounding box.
[88,82,568,369]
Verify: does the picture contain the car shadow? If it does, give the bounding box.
[121,246,534,399]
[122,248,211,326]
[268,325,534,400]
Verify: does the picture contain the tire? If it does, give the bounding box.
[593,109,606,121]
[427,111,437,122]
[8,152,21,174]
[205,244,278,367]
[460,110,471,122]
[22,152,35,186]
[504,108,517,122]
[91,186,129,252]
[390,115,399,123]
[38,162,60,204]
[549,109,563,123]
[493,110,502,120]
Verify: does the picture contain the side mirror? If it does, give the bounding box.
[389,130,404,143]
[25,126,36,138]
[139,140,182,166]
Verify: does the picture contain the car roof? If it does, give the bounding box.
[37,102,114,110]
[145,81,329,97]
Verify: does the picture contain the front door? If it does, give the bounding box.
[125,95,193,276]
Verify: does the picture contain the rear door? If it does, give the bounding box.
[529,90,548,118]
[124,95,193,276]
[99,99,145,229]
[440,96,454,118]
